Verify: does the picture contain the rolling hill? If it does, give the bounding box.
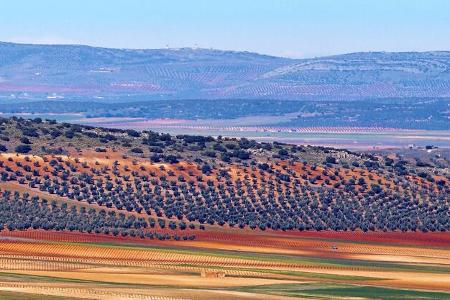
[0,116,448,236]
[1,41,450,100]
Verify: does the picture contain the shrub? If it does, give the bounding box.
[258,163,270,171]
[201,164,212,175]
[385,158,394,166]
[221,153,231,162]
[371,184,382,194]
[20,137,32,144]
[22,128,39,137]
[150,154,161,163]
[131,147,144,154]
[232,150,250,160]
[50,130,62,138]
[278,149,289,156]
[417,172,428,178]
[203,150,216,158]
[325,156,337,164]
[64,131,75,139]
[126,129,140,137]
[224,143,236,150]
[149,146,163,153]
[15,144,32,154]
[164,155,179,164]
[213,143,226,152]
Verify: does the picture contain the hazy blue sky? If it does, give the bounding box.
[1,0,449,58]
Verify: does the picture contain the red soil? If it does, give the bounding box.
[278,230,450,248]
[2,227,450,249]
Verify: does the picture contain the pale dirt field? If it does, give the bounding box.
[12,266,450,292]
[6,270,298,288]
[289,267,450,292]
[350,253,450,266]
[0,282,299,300]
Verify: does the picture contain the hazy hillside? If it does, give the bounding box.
[1,41,450,100]
[0,41,289,99]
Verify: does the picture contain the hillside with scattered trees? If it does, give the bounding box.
[0,117,448,240]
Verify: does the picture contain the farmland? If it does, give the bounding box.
[0,117,448,299]
[0,231,449,299]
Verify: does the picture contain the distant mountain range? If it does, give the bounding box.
[1,41,450,100]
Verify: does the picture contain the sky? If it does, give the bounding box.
[0,0,449,58]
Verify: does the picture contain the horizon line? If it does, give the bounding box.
[2,40,450,60]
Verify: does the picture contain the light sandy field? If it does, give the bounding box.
[0,282,296,300]
[6,270,299,288]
